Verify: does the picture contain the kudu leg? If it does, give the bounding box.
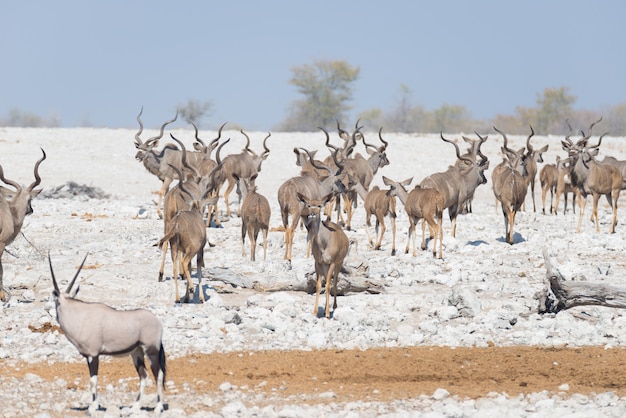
[390,214,397,256]
[325,263,338,318]
[0,255,5,302]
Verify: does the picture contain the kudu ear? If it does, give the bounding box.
[296,192,307,205]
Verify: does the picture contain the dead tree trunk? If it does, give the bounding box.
[539,249,626,313]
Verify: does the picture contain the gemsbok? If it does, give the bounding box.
[0,148,46,301]
[296,192,349,318]
[49,253,166,414]
[561,118,622,233]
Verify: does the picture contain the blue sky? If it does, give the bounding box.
[2,1,625,130]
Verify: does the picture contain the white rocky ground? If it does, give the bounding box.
[1,126,626,417]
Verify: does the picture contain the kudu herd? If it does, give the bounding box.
[2,108,626,414]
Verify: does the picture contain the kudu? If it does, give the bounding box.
[236,173,271,261]
[554,156,579,215]
[457,132,488,214]
[158,164,218,303]
[0,148,46,301]
[348,176,406,255]
[49,254,166,414]
[491,128,529,245]
[384,176,444,259]
[522,125,549,212]
[215,130,271,219]
[158,136,221,288]
[561,118,622,233]
[133,107,180,219]
[491,126,526,213]
[420,134,489,238]
[278,147,348,263]
[296,192,349,318]
[539,157,559,215]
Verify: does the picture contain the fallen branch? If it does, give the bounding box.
[539,249,626,313]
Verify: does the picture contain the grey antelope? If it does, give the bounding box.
[49,254,166,414]
[235,173,271,261]
[457,131,488,214]
[561,118,622,233]
[491,126,526,213]
[0,148,46,301]
[420,133,489,238]
[348,176,402,255]
[278,147,348,262]
[522,125,549,212]
[384,176,444,259]
[215,130,271,220]
[158,164,218,303]
[554,156,580,215]
[134,107,181,219]
[296,192,349,318]
[491,127,529,245]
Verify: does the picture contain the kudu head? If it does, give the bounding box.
[134,107,178,161]
[361,127,390,166]
[524,124,548,163]
[0,148,46,217]
[441,132,489,184]
[192,121,226,157]
[240,130,271,171]
[49,252,89,303]
[561,117,604,168]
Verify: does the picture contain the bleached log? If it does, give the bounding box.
[205,267,383,295]
[539,249,626,313]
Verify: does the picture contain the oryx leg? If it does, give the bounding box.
[130,347,148,412]
[86,355,101,415]
[145,345,165,413]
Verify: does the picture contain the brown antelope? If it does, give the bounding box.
[539,157,559,214]
[158,137,221,285]
[561,118,622,233]
[215,130,271,219]
[133,107,181,219]
[49,254,166,414]
[278,148,348,263]
[349,176,408,255]
[454,131,488,214]
[522,125,549,212]
[554,156,579,215]
[0,148,46,301]
[333,127,390,230]
[296,192,349,318]
[383,176,444,259]
[420,133,489,238]
[492,134,528,245]
[235,174,271,261]
[158,165,218,303]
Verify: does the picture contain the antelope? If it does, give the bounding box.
[492,126,526,213]
[158,136,221,285]
[554,156,579,215]
[561,118,622,233]
[539,158,559,214]
[296,192,349,318]
[134,107,181,219]
[331,127,390,230]
[158,164,218,303]
[522,125,549,212]
[420,133,489,238]
[383,176,444,259]
[49,254,166,414]
[235,173,271,261]
[278,147,348,263]
[492,134,528,245]
[0,148,46,301]
[215,130,271,219]
[457,132,488,214]
[349,176,407,255]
